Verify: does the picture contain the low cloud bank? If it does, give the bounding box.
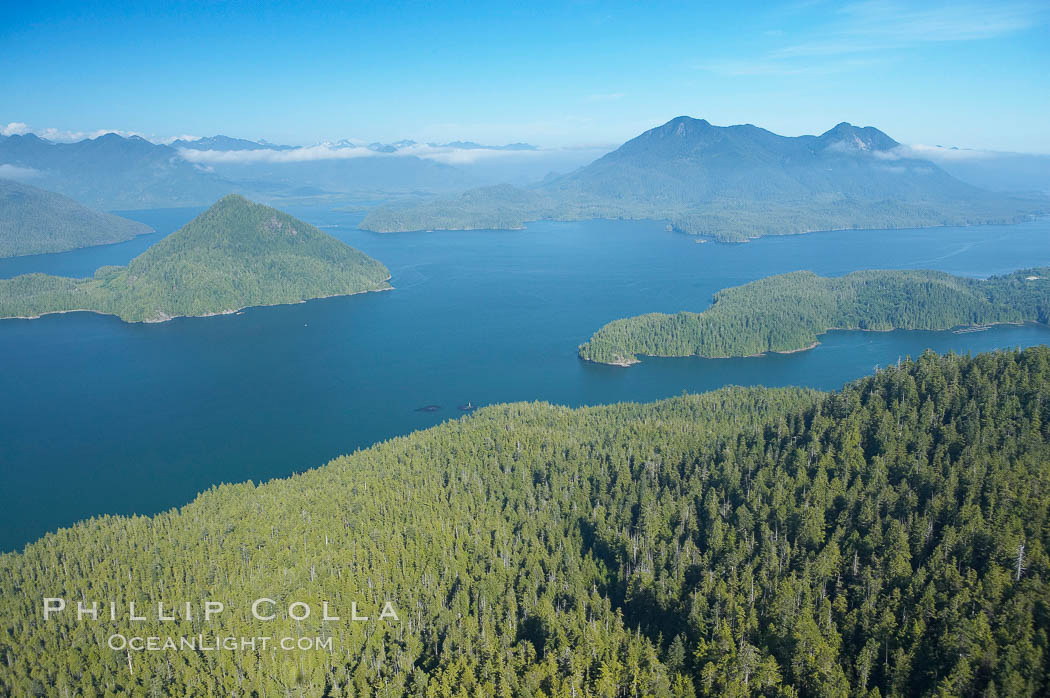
[900,144,1000,161]
[0,164,41,180]
[179,142,558,166]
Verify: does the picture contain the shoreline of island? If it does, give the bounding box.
[2,279,394,324]
[581,321,1045,367]
[362,208,1046,242]
[578,268,1049,367]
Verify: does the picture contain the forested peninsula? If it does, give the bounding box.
[0,195,391,323]
[579,268,1050,365]
[0,178,152,257]
[2,348,1049,696]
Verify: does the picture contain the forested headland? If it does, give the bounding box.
[0,195,391,323]
[0,178,152,257]
[579,268,1050,365]
[2,348,1049,696]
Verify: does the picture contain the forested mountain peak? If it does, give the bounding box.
[0,196,392,322]
[600,116,781,162]
[132,193,332,258]
[653,115,713,134]
[589,116,902,168]
[362,116,1043,237]
[816,122,900,153]
[546,115,982,207]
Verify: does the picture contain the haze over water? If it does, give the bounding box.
[1,211,1048,551]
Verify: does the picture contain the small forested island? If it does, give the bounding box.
[361,117,1044,240]
[2,348,1049,696]
[579,267,1050,365]
[0,178,152,257]
[0,194,391,322]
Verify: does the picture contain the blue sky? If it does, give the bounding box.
[2,0,1048,152]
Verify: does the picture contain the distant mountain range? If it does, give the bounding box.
[0,195,390,322]
[0,178,152,257]
[1,121,1044,220]
[440,141,537,151]
[169,135,296,151]
[172,136,539,153]
[0,133,541,210]
[360,116,1046,240]
[0,133,234,210]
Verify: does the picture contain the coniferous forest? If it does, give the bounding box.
[0,179,153,258]
[2,348,1048,697]
[579,268,1050,365]
[0,195,391,323]
[4,6,1050,698]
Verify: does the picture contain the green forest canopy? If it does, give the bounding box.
[2,347,1049,696]
[0,195,391,323]
[0,178,152,257]
[579,267,1050,365]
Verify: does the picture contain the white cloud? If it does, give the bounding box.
[897,144,997,161]
[3,120,612,164]
[0,164,41,180]
[814,142,1004,162]
[696,56,885,76]
[848,143,1039,162]
[179,142,554,166]
[699,1,1044,76]
[401,144,547,165]
[158,134,203,145]
[2,122,31,136]
[774,1,1038,57]
[178,143,378,164]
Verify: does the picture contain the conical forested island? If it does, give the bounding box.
[1,348,1048,696]
[579,268,1050,365]
[0,195,391,322]
[0,178,153,257]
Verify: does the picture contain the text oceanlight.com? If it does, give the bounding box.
[109,634,333,652]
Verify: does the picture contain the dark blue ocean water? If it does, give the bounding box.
[1,210,1048,551]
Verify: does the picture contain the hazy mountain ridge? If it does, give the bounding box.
[0,133,493,209]
[170,135,296,151]
[0,133,236,210]
[361,116,1045,239]
[0,179,153,257]
[2,121,1042,217]
[195,155,480,200]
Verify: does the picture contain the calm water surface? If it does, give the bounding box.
[1,211,1048,550]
